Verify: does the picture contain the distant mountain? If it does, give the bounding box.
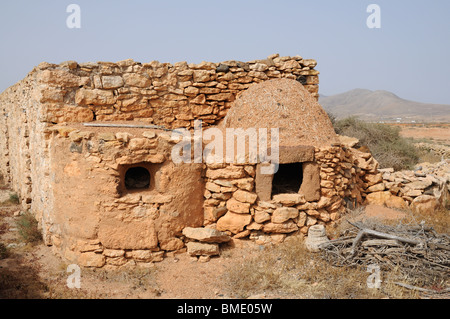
[319,89,450,123]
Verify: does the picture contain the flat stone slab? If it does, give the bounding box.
[186,242,220,256]
[182,227,231,243]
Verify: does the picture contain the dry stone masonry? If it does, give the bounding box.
[1,53,448,268]
[366,161,449,214]
[28,54,318,128]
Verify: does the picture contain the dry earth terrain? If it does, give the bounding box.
[396,123,450,162]
[1,185,447,300]
[396,123,450,145]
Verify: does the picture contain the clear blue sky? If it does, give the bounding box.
[1,0,449,104]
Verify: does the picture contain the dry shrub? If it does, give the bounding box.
[0,242,8,259]
[333,117,420,171]
[8,193,19,204]
[0,258,48,298]
[16,211,42,245]
[0,193,19,206]
[417,150,442,164]
[407,205,450,235]
[85,267,158,289]
[0,222,8,236]
[44,265,160,299]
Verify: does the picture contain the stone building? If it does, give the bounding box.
[0,54,385,267]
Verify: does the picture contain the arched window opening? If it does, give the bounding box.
[125,166,150,190]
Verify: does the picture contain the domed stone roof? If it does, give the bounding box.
[222,78,338,147]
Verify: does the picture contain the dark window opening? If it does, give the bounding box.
[296,75,307,84]
[125,167,150,190]
[271,162,303,196]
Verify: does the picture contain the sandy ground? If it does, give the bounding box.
[363,204,408,220]
[395,123,450,145]
[0,190,275,299]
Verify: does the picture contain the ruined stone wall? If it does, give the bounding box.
[0,70,57,239]
[34,54,319,129]
[0,76,34,205]
[365,161,449,212]
[0,87,10,185]
[201,144,372,244]
[200,138,407,248]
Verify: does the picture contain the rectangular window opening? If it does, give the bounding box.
[271,162,303,196]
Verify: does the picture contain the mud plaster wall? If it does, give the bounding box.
[44,127,205,267]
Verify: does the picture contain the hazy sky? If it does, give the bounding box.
[1,0,449,104]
